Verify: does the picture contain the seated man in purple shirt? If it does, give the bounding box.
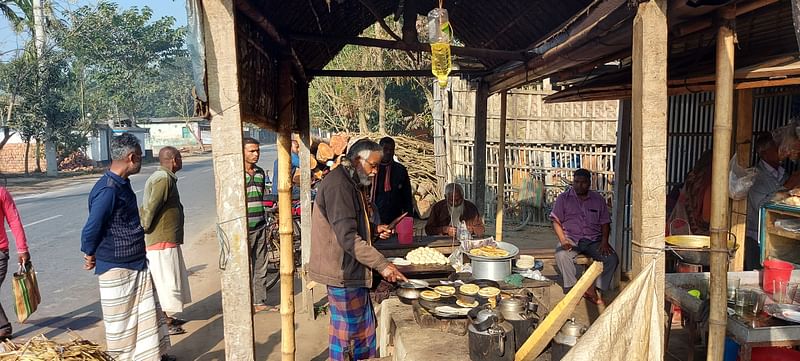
[550,168,618,305]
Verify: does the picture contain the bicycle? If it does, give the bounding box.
[262,193,302,292]
[501,171,570,230]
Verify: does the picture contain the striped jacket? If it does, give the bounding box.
[245,166,268,230]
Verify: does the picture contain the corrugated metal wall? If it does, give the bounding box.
[618,87,798,271]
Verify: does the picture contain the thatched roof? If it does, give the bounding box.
[228,0,799,127]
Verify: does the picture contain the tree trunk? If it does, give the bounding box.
[23,137,30,175]
[356,87,370,133]
[35,140,41,173]
[378,80,386,134]
[377,34,386,134]
[185,119,206,151]
[0,127,12,151]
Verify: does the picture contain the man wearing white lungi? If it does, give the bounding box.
[81,133,174,361]
[140,146,191,336]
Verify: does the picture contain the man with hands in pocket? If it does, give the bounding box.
[551,168,618,305]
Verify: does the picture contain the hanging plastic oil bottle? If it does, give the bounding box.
[428,6,452,88]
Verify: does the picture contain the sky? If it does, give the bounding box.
[0,0,188,58]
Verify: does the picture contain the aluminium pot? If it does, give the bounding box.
[472,258,512,281]
[498,297,529,321]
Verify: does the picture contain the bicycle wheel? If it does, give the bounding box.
[502,201,529,231]
[263,228,281,292]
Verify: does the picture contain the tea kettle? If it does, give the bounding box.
[551,318,586,361]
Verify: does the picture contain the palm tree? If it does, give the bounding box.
[0,0,28,33]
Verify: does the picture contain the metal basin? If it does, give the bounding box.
[665,235,738,267]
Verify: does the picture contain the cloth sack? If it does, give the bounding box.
[12,262,41,323]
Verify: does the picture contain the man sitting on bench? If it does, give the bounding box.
[550,168,618,305]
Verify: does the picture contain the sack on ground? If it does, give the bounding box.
[12,262,41,323]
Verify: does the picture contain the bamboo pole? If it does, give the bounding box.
[730,89,754,272]
[474,81,489,212]
[495,91,508,241]
[201,0,255,358]
[277,59,296,361]
[307,69,478,78]
[707,7,736,361]
[515,262,603,361]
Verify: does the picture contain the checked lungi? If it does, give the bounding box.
[327,286,377,361]
[99,267,170,361]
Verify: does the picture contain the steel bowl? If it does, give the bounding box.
[396,287,420,305]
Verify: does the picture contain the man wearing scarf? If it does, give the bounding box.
[425,183,485,237]
[371,137,415,224]
[309,139,408,361]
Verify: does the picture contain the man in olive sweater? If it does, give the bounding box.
[140,146,191,335]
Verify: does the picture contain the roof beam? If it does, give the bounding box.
[486,0,631,93]
[306,69,482,77]
[288,32,528,61]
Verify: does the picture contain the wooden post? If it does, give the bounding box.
[277,59,297,361]
[433,84,447,192]
[474,81,489,212]
[201,0,254,359]
[297,81,315,318]
[612,99,632,279]
[495,91,508,241]
[707,7,736,361]
[630,1,667,358]
[730,89,753,272]
[631,0,668,274]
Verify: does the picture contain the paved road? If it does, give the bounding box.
[2,145,277,341]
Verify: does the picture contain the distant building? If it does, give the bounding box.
[139,117,210,152]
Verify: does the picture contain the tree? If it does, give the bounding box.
[309,18,433,136]
[56,2,186,124]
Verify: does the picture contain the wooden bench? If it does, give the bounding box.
[518,248,592,265]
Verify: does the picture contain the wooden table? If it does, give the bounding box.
[666,270,800,361]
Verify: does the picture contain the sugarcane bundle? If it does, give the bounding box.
[0,334,114,360]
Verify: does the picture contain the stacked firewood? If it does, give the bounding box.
[311,133,441,218]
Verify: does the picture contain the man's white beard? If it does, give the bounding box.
[449,203,464,228]
[356,168,373,187]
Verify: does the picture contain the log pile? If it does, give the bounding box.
[0,335,114,360]
[310,133,441,218]
[59,151,95,172]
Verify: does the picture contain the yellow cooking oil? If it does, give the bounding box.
[431,42,451,88]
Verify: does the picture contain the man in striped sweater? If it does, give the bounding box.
[243,137,276,313]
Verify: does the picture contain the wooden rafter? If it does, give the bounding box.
[288,32,528,61]
[306,68,483,78]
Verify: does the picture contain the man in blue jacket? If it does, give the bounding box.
[81,133,174,361]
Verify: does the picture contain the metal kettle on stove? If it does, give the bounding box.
[467,305,515,361]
